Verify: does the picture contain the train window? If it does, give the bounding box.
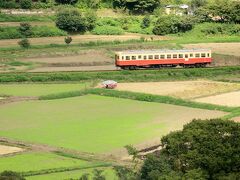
[126,56,130,60]
[132,56,136,60]
[173,54,177,58]
[143,55,147,60]
[122,56,124,60]
[160,55,165,59]
[154,55,159,59]
[149,55,153,59]
[179,54,183,58]
[185,54,188,58]
[167,54,171,59]
[195,53,200,58]
[190,53,193,57]
[138,55,142,59]
[207,53,210,57]
[201,53,206,57]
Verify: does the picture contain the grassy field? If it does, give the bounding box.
[0,95,226,153]
[27,167,116,180]
[0,152,94,172]
[0,83,89,96]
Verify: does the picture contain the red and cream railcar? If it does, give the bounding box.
[115,49,212,69]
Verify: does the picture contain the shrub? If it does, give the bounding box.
[20,0,32,9]
[141,15,151,29]
[85,10,97,31]
[0,0,19,8]
[64,36,72,44]
[55,0,78,5]
[56,8,86,33]
[0,171,25,180]
[18,38,30,48]
[92,25,124,35]
[153,15,194,35]
[19,22,32,37]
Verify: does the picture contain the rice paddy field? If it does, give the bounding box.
[0,83,89,97]
[0,95,226,154]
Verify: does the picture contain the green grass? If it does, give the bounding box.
[27,167,117,180]
[0,95,226,153]
[0,83,89,96]
[0,14,55,22]
[0,152,93,173]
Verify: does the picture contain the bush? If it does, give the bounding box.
[92,25,124,35]
[56,8,86,33]
[64,36,72,44]
[0,171,25,180]
[18,38,30,48]
[20,0,32,9]
[85,10,97,31]
[200,23,240,36]
[141,15,151,29]
[19,22,32,37]
[153,15,194,35]
[0,0,19,8]
[55,0,78,5]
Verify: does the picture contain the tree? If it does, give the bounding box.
[141,15,151,29]
[56,8,86,33]
[64,36,72,44]
[140,119,240,179]
[19,0,32,9]
[113,0,160,14]
[92,169,105,180]
[55,0,78,5]
[18,23,32,37]
[0,171,25,180]
[18,38,30,48]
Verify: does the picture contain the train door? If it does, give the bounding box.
[184,54,189,61]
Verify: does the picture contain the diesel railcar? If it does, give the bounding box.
[115,49,212,69]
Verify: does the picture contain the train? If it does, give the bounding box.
[115,49,212,70]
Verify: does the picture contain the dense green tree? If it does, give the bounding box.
[113,0,160,14]
[19,0,31,9]
[55,0,78,5]
[141,15,151,29]
[56,8,86,32]
[18,22,32,37]
[0,171,25,180]
[141,119,240,179]
[85,10,97,31]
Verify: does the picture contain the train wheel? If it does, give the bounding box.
[129,66,136,70]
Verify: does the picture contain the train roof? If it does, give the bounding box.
[116,49,211,54]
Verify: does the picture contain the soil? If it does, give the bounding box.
[183,43,240,57]
[0,145,24,155]
[116,80,240,99]
[0,96,38,106]
[233,116,240,123]
[195,91,240,107]
[0,33,168,48]
[21,50,113,66]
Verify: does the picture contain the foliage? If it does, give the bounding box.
[18,38,30,48]
[56,8,86,33]
[64,36,72,44]
[113,0,160,14]
[92,169,106,180]
[18,22,32,37]
[0,26,66,40]
[114,166,138,180]
[19,0,32,9]
[141,15,151,29]
[85,10,97,31]
[92,25,124,35]
[153,15,194,35]
[0,171,25,180]
[55,0,78,5]
[141,119,240,179]
[0,14,55,22]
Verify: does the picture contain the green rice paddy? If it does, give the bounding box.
[0,95,225,153]
[0,83,88,97]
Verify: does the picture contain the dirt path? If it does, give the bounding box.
[0,144,24,155]
[183,43,240,57]
[0,34,167,48]
[0,96,38,106]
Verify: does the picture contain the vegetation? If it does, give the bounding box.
[19,0,32,9]
[0,26,67,40]
[0,14,55,22]
[55,8,86,33]
[0,171,25,180]
[92,25,124,35]
[55,0,78,5]
[141,119,240,179]
[18,38,30,48]
[64,36,72,44]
